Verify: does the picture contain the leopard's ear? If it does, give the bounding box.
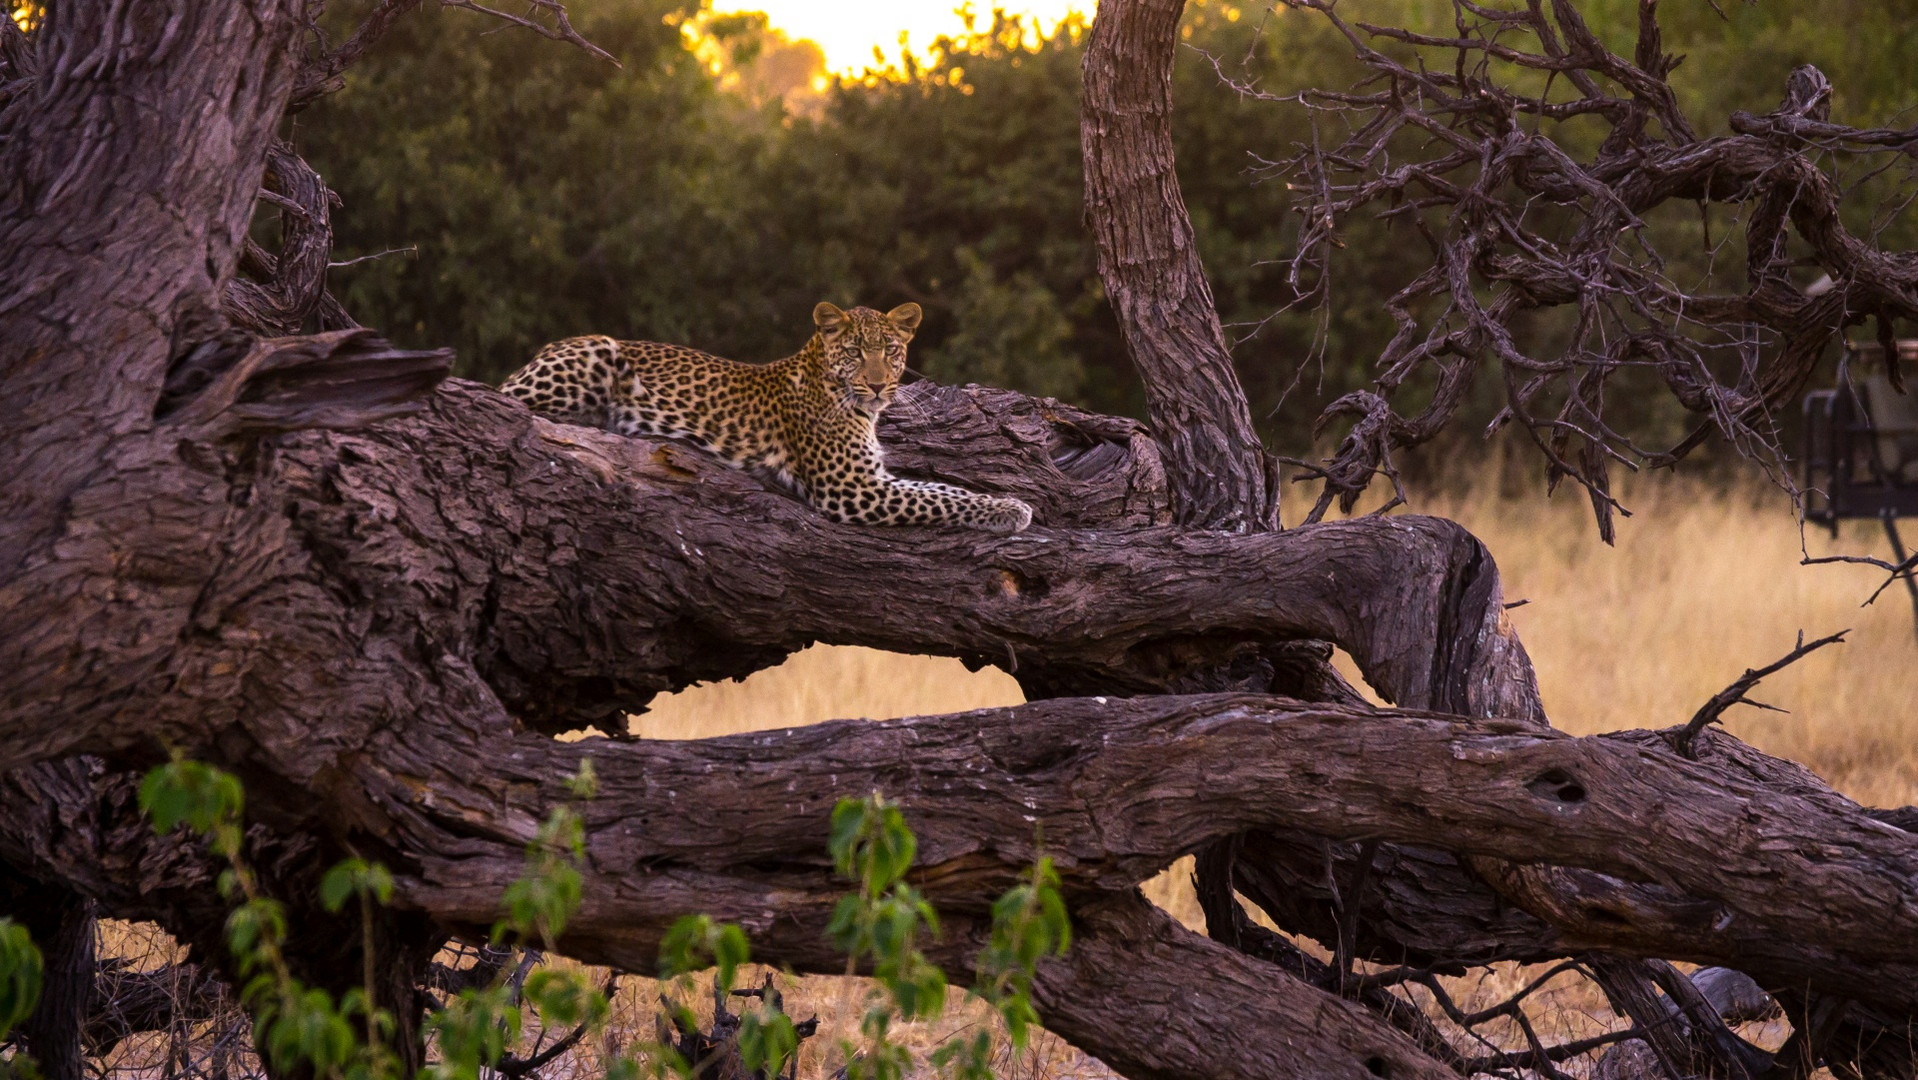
[813,302,848,335]
[885,302,923,336]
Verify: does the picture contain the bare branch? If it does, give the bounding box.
[1672,630,1849,757]
[289,0,616,112]
[1253,1,1918,532]
[438,0,616,67]
[494,971,620,1077]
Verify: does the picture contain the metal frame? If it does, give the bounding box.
[1801,342,1918,637]
[1800,386,1918,532]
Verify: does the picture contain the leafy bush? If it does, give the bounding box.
[125,760,1067,1080]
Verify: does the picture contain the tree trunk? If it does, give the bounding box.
[2,873,95,1080]
[1081,0,1276,531]
[3,3,1917,1079]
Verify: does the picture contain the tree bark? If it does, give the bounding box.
[2,360,1912,1071]
[2,873,96,1080]
[1030,893,1452,1080]
[1081,0,1276,530]
[0,378,1539,770]
[4,2,1917,1078]
[0,0,304,554]
[0,758,444,1076]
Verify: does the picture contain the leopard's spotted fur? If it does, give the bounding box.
[500,302,1033,532]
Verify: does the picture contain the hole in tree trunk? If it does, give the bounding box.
[626,644,1025,739]
[1527,768,1589,804]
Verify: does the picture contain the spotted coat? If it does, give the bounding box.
[499,302,1034,532]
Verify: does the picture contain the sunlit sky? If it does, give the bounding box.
[716,0,1092,74]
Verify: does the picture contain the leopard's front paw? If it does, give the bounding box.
[983,497,1034,534]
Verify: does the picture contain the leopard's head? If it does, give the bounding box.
[812,301,921,414]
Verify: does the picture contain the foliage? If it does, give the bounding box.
[142,756,400,1080]
[297,0,1918,460]
[825,793,1069,1080]
[131,761,1067,1080]
[0,920,39,1040]
[825,793,947,1079]
[0,916,43,1080]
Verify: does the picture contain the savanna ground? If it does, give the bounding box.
[94,465,1917,1079]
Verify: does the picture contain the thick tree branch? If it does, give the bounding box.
[0,0,305,556]
[11,689,1918,1075]
[1082,0,1276,530]
[0,379,1541,773]
[223,142,351,336]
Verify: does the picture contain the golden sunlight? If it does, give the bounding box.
[713,0,1092,74]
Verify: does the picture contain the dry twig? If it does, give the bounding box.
[1672,629,1849,757]
[1242,1,1918,533]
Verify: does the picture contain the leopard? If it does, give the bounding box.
[499,301,1034,532]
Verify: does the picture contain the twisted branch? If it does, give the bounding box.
[1251,1,1918,532]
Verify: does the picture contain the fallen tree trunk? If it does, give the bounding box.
[8,690,1918,1009]
[3,370,1913,1072]
[0,377,1539,772]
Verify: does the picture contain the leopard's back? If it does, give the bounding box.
[499,335,623,427]
[608,340,787,472]
[501,335,790,473]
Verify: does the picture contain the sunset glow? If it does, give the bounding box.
[713,0,1092,74]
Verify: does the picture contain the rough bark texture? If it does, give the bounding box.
[0,377,1539,769]
[222,141,359,338]
[3,2,1917,1079]
[1081,0,1276,530]
[0,0,304,554]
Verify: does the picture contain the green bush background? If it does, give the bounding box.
[292,0,1918,454]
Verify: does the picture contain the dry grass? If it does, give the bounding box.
[92,470,1914,1078]
[1423,470,1918,809]
[631,648,1025,740]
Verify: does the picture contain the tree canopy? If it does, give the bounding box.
[294,0,1918,458]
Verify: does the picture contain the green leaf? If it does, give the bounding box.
[656,915,750,992]
[712,923,749,993]
[972,854,1070,1051]
[564,758,599,801]
[139,759,244,837]
[259,986,357,1073]
[828,797,871,878]
[425,986,521,1080]
[0,919,43,1039]
[524,968,609,1030]
[320,861,360,913]
[225,898,287,976]
[737,1007,798,1078]
[496,860,581,944]
[930,1028,994,1080]
[322,859,397,913]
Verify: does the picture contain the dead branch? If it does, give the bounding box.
[1254,0,1918,529]
[289,0,614,111]
[1672,630,1849,757]
[223,142,356,336]
[495,971,620,1078]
